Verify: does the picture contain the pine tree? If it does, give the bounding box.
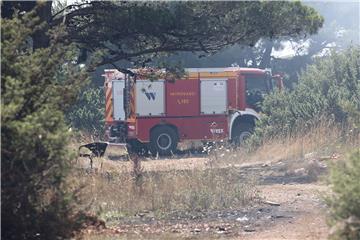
[1,11,88,239]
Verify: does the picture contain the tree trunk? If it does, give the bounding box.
[259,40,274,69]
[32,1,53,49]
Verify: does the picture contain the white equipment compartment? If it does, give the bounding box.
[112,80,126,120]
[136,80,165,116]
[200,78,227,114]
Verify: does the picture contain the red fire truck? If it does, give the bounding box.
[103,67,283,155]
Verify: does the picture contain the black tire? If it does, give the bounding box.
[231,122,254,146]
[150,126,178,156]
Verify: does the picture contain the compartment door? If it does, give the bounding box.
[112,80,126,120]
[200,78,227,114]
[136,80,165,116]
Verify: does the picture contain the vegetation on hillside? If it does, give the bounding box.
[252,47,360,145]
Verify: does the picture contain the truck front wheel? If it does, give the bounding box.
[150,126,178,156]
[232,123,254,146]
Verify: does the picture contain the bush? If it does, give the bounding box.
[1,11,88,239]
[66,86,105,137]
[252,47,360,145]
[327,150,360,240]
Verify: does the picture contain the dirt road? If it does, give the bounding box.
[240,184,329,240]
[82,155,330,240]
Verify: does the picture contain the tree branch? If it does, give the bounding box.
[51,2,92,22]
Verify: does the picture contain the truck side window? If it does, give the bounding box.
[244,74,269,110]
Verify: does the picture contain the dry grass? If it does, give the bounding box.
[73,165,259,225]
[216,122,359,167]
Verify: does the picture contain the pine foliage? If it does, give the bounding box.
[66,86,105,137]
[1,12,88,239]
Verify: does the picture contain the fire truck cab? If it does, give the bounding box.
[103,67,282,155]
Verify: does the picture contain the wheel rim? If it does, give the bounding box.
[239,131,251,143]
[157,133,172,150]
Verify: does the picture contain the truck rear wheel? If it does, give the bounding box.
[150,126,178,156]
[232,123,254,146]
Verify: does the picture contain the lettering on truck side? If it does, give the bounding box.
[170,91,196,105]
[210,129,224,134]
[169,92,196,96]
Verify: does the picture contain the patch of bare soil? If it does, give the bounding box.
[82,155,330,240]
[238,184,329,240]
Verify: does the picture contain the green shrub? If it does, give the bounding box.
[66,86,105,137]
[252,47,360,145]
[1,12,88,239]
[327,150,360,240]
